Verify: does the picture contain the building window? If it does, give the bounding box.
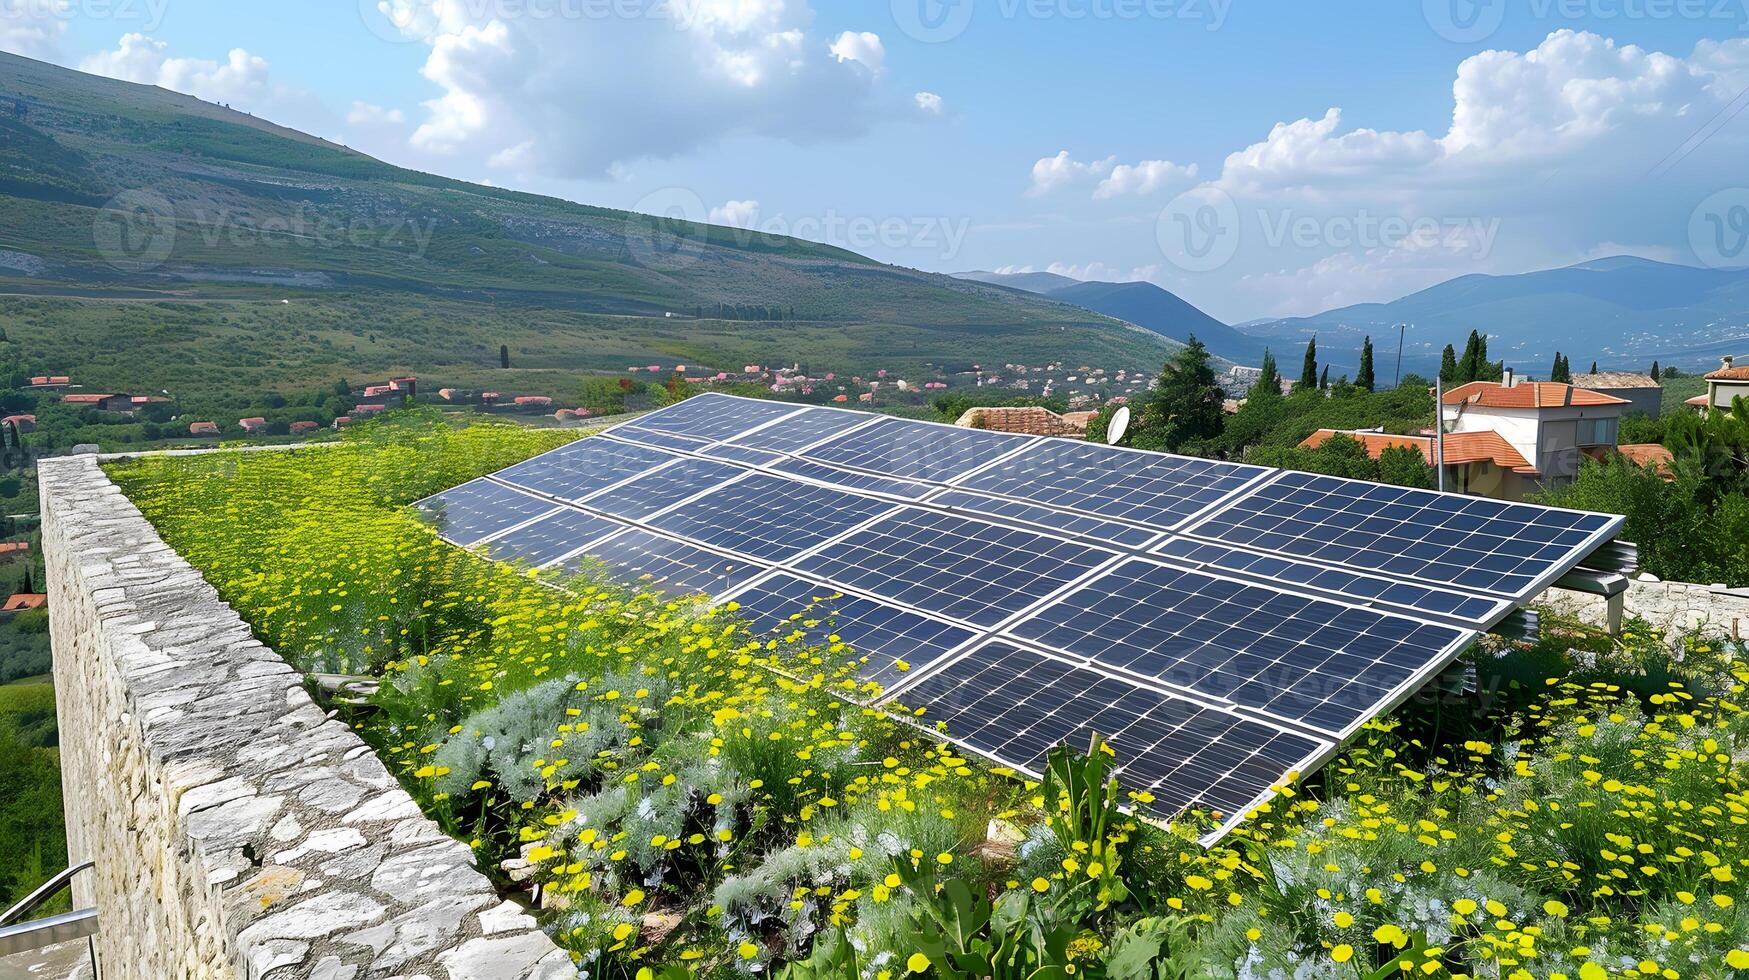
[1577,417,1617,446]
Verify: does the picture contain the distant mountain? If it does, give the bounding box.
[0,52,1176,396]
[954,270,1083,294]
[951,271,1267,365]
[1241,256,1749,377]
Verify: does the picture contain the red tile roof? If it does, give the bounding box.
[1301,429,1535,473]
[0,542,30,554]
[1707,365,1749,381]
[2,593,45,612]
[955,406,1091,438]
[1442,381,1628,409]
[62,393,115,404]
[1614,442,1675,479]
[1686,394,1711,406]
[189,421,219,435]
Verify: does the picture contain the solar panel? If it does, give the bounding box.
[802,417,1032,482]
[496,439,675,501]
[772,457,938,499]
[731,573,977,690]
[648,474,896,562]
[485,509,625,567]
[794,509,1112,628]
[1007,558,1474,736]
[618,392,799,443]
[585,457,745,520]
[558,528,762,599]
[932,489,1162,549]
[1153,538,1514,626]
[429,393,1625,843]
[958,440,1265,530]
[415,479,558,545]
[726,406,871,454]
[1187,472,1620,599]
[891,641,1330,827]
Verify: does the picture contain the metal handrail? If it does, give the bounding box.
[0,861,93,927]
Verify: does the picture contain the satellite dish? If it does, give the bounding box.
[1106,406,1131,445]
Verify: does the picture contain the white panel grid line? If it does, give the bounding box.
[932,435,1045,491]
[468,505,566,545]
[739,410,887,457]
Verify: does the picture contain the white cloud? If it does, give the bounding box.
[1028,151,1195,199]
[708,199,761,228]
[0,0,67,60]
[1026,151,1116,197]
[914,91,944,115]
[80,34,271,107]
[828,31,885,75]
[348,101,406,127]
[380,1,897,178]
[1094,160,1198,199]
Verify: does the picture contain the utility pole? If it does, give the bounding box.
[1394,322,1406,389]
[1435,375,1446,493]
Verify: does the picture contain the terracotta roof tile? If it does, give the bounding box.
[1571,372,1659,389]
[1300,428,1534,473]
[1441,381,1628,408]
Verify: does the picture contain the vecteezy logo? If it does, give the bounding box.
[1690,188,1749,270]
[624,187,710,272]
[92,189,176,272]
[1157,186,1239,273]
[1423,0,1505,43]
[891,0,975,43]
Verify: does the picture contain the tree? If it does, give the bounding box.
[1439,344,1458,383]
[1319,365,1330,390]
[1356,337,1375,392]
[1377,444,1435,489]
[1650,361,1661,382]
[1550,352,1570,384]
[1590,361,1598,374]
[1253,349,1282,402]
[500,345,510,369]
[334,378,351,397]
[1298,337,1318,393]
[1135,335,1226,454]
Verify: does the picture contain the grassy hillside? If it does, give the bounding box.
[0,53,1175,391]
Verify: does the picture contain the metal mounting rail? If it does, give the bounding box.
[0,860,99,959]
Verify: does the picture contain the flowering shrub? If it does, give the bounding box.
[109,411,1749,978]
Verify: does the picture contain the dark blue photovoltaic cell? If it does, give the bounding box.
[958,440,1264,530]
[486,509,624,567]
[732,573,977,690]
[794,509,1110,628]
[620,392,799,443]
[415,479,557,545]
[933,489,1161,549]
[894,642,1328,819]
[606,428,714,454]
[701,443,786,467]
[728,407,872,454]
[1009,558,1472,734]
[649,474,896,562]
[772,457,937,499]
[802,417,1031,482]
[496,439,676,500]
[1154,538,1513,624]
[559,528,763,598]
[1191,472,1619,598]
[587,458,746,520]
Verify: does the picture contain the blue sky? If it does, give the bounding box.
[7,0,1749,322]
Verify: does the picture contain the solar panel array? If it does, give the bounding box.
[415,392,1624,842]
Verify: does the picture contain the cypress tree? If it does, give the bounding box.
[1299,337,1319,393]
[1590,361,1598,373]
[1254,349,1281,400]
[1319,365,1330,390]
[1550,352,1570,384]
[1458,330,1483,384]
[1356,336,1375,392]
[1440,344,1458,383]
[500,345,510,369]
[1650,361,1660,382]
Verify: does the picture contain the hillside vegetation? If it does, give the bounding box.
[0,53,1172,393]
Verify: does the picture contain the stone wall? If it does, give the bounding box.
[40,454,573,980]
[1539,577,1749,637]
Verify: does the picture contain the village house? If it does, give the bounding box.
[1688,355,1749,412]
[63,393,137,413]
[26,376,71,389]
[513,395,553,410]
[1439,372,1632,494]
[188,421,220,436]
[1,592,45,613]
[289,421,320,435]
[1571,371,1662,416]
[954,405,1098,439]
[352,403,387,417]
[332,416,354,430]
[238,417,269,435]
[2,414,36,434]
